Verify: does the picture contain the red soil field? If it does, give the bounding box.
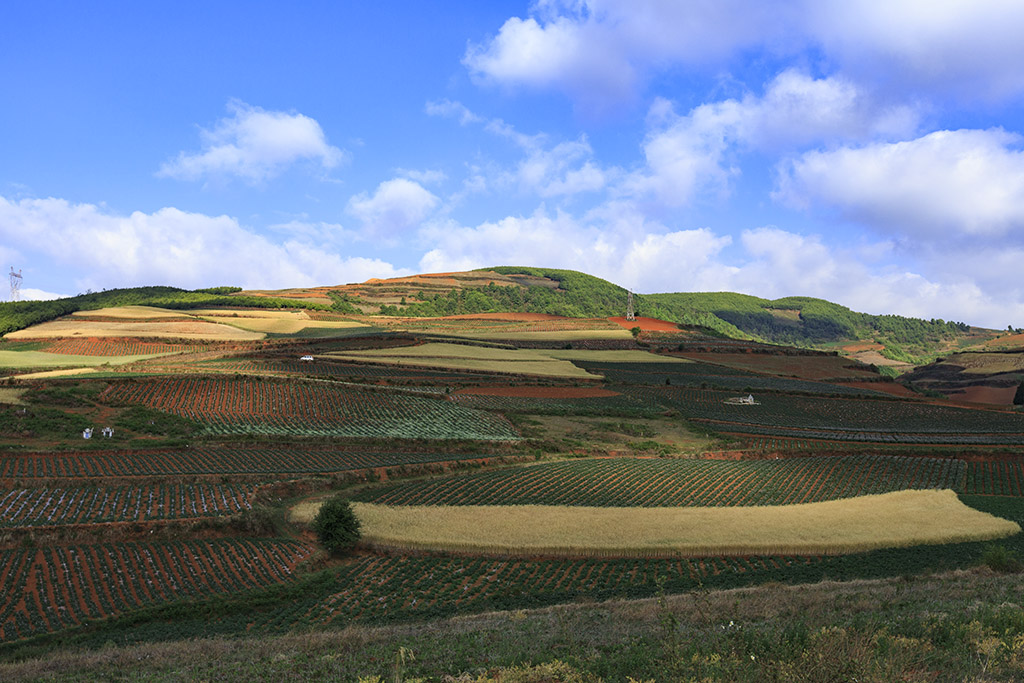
[455,385,621,398]
[608,316,680,332]
[983,332,1024,348]
[841,342,885,353]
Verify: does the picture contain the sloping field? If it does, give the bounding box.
[5,319,265,341]
[545,349,692,363]
[459,329,632,341]
[69,306,187,319]
[202,317,368,334]
[325,342,601,379]
[189,309,370,334]
[347,490,1018,557]
[675,351,878,380]
[608,316,681,332]
[352,456,967,508]
[0,349,172,369]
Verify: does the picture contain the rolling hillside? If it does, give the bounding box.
[1,267,1003,364]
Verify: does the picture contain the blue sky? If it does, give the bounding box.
[3,1,1024,328]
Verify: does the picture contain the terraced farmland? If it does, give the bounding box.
[0,446,508,478]
[0,539,313,642]
[352,455,967,508]
[99,377,520,440]
[0,483,255,526]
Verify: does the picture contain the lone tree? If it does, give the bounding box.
[1014,381,1024,406]
[312,495,361,556]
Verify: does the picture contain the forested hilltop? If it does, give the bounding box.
[0,268,989,363]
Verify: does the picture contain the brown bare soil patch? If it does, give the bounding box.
[946,385,1018,406]
[455,385,621,398]
[608,316,680,332]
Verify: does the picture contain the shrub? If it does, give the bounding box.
[312,495,362,555]
[982,544,1022,573]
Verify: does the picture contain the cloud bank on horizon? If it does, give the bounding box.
[2,1,1024,328]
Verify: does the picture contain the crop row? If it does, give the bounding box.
[43,339,203,357]
[99,377,520,440]
[0,446,499,478]
[0,538,313,643]
[448,392,648,414]
[0,483,254,527]
[624,385,1024,436]
[579,361,885,397]
[292,554,820,627]
[707,421,1024,446]
[202,359,489,383]
[352,455,967,508]
[965,462,1024,496]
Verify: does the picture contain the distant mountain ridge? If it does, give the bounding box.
[0,267,1002,364]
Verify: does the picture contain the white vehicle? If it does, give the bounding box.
[299,355,315,362]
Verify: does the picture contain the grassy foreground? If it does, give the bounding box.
[5,568,1024,681]
[293,490,1020,557]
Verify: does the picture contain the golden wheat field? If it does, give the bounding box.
[4,319,266,341]
[303,490,1021,558]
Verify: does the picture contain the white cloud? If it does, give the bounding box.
[776,129,1024,239]
[398,168,448,186]
[425,99,483,125]
[464,0,788,108]
[20,288,68,301]
[346,178,440,237]
[418,206,733,293]
[0,195,406,291]
[158,100,345,183]
[806,0,1024,101]
[624,71,915,207]
[468,1,1024,106]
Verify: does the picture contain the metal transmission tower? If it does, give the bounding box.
[9,267,22,302]
[625,290,635,321]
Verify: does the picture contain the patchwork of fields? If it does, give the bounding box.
[1,304,1024,659]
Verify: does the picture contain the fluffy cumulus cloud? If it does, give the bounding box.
[464,0,788,107]
[776,129,1024,239]
[468,1,1024,107]
[346,178,440,237]
[0,195,406,292]
[418,205,735,293]
[624,71,917,206]
[158,100,345,183]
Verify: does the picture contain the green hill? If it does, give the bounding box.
[0,268,990,363]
